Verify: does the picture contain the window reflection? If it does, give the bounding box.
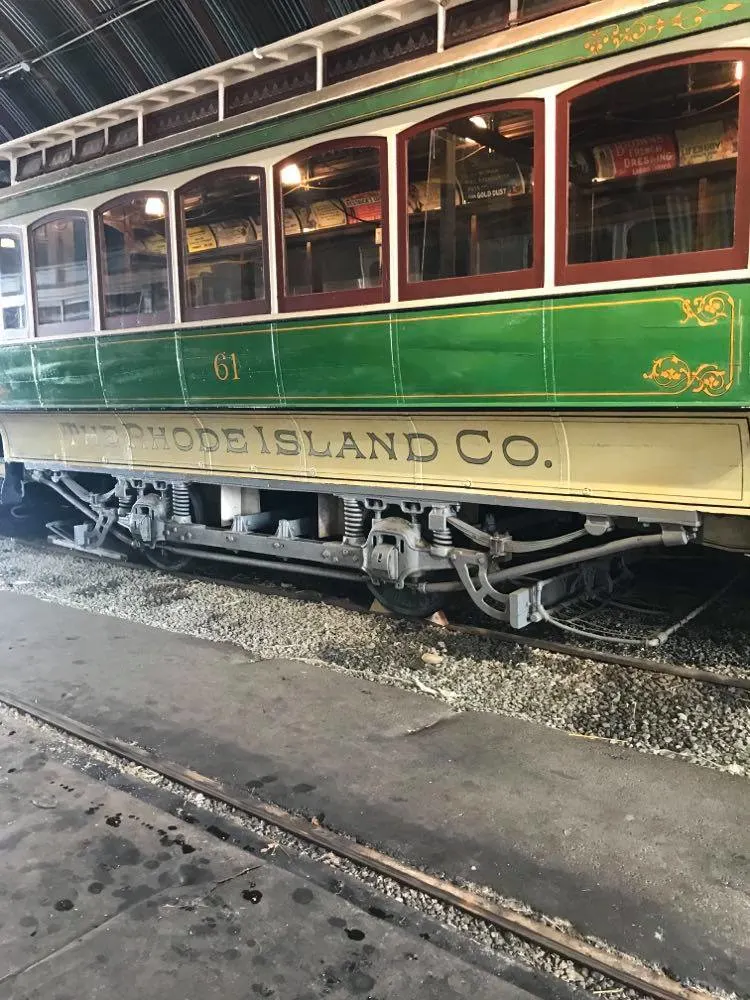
[0,234,26,338]
[99,193,172,328]
[568,60,741,265]
[280,144,383,300]
[31,215,91,336]
[406,108,535,284]
[179,170,265,319]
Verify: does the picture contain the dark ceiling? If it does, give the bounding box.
[0,0,382,141]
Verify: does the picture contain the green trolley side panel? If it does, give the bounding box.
[0,343,39,407]
[274,313,399,405]
[548,285,744,405]
[180,322,279,406]
[32,339,104,408]
[0,281,745,411]
[96,331,184,407]
[396,302,548,405]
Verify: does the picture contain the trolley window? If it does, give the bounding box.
[30,212,92,337]
[96,192,173,329]
[558,51,750,284]
[398,100,543,300]
[275,138,389,312]
[177,168,268,322]
[0,232,27,339]
[516,0,589,21]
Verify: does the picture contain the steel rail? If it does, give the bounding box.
[0,690,716,1000]
[163,560,750,691]
[435,620,750,692]
[145,558,750,690]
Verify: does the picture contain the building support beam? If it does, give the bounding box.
[63,0,153,94]
[179,0,234,64]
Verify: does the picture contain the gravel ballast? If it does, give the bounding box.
[0,537,747,780]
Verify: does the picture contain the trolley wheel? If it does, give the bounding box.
[367,582,446,618]
[144,547,193,571]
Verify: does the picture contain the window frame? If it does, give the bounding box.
[555,49,750,286]
[29,209,93,338]
[176,167,270,323]
[396,98,545,301]
[274,136,390,313]
[94,190,174,331]
[0,225,29,340]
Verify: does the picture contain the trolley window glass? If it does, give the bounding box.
[398,101,543,300]
[0,232,27,339]
[30,212,92,337]
[558,52,750,284]
[275,138,389,312]
[96,192,173,329]
[177,168,268,322]
[516,0,589,21]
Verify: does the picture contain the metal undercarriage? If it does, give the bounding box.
[8,464,701,638]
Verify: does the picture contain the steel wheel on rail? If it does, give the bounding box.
[367,581,446,618]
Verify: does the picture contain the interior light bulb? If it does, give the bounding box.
[280,163,302,187]
[144,196,165,217]
[469,115,488,129]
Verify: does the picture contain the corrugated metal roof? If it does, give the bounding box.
[0,0,382,140]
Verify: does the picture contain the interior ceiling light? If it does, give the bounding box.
[0,236,16,249]
[144,196,165,217]
[280,163,302,187]
[469,115,489,129]
[735,61,744,81]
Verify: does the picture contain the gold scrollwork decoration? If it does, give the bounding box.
[643,289,735,397]
[583,2,744,56]
[678,290,732,327]
[643,356,729,397]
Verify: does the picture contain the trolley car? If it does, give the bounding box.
[0,0,747,630]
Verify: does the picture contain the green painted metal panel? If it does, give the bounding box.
[396,302,548,405]
[0,343,39,408]
[274,314,399,404]
[180,322,279,406]
[548,285,743,403]
[32,339,104,408]
[96,330,184,407]
[0,1,747,221]
[0,281,745,411]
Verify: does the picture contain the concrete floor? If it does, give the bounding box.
[0,713,556,1000]
[0,591,747,994]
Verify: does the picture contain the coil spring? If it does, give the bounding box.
[342,498,365,544]
[432,522,452,547]
[171,483,192,521]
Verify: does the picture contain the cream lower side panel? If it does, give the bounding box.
[0,410,746,511]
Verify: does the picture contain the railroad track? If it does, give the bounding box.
[0,690,717,1000]
[173,566,750,692]
[2,521,749,693]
